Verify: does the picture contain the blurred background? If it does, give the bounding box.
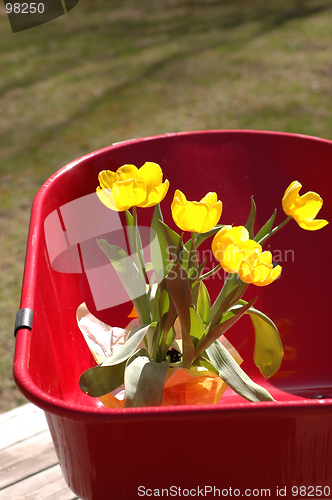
[1,0,332,412]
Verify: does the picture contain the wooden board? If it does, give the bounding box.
[0,404,78,499]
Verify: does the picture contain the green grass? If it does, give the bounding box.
[1,0,332,411]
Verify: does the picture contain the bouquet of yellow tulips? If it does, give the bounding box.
[78,162,328,408]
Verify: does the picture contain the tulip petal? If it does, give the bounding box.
[212,226,262,276]
[282,180,328,231]
[241,241,261,261]
[205,200,223,229]
[282,180,302,216]
[171,190,222,233]
[98,170,116,189]
[254,264,282,287]
[181,203,204,232]
[97,162,169,211]
[257,251,273,265]
[227,226,249,244]
[238,260,252,281]
[296,217,329,231]
[138,162,163,191]
[294,191,323,220]
[211,225,232,257]
[201,192,218,208]
[96,186,118,211]
[116,164,140,181]
[254,264,272,282]
[139,179,170,207]
[221,243,244,273]
[111,178,147,211]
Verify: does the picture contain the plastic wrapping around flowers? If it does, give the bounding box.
[78,162,328,408]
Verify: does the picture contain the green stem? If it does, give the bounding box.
[187,232,198,274]
[210,273,247,328]
[131,206,147,282]
[258,216,292,246]
[199,263,221,281]
[128,206,150,324]
[132,206,137,227]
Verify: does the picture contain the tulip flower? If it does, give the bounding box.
[212,226,281,286]
[238,251,282,287]
[97,162,169,211]
[171,190,222,233]
[212,226,261,273]
[282,181,328,230]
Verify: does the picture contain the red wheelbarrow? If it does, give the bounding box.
[14,131,332,499]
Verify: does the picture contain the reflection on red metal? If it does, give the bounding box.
[14,131,332,500]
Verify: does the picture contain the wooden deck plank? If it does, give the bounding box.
[0,404,49,451]
[0,430,58,489]
[0,404,79,499]
[0,464,78,500]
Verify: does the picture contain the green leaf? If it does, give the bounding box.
[210,285,243,329]
[101,323,151,367]
[187,233,198,276]
[188,307,205,345]
[150,204,170,281]
[211,273,245,325]
[146,282,159,319]
[210,273,248,329]
[138,322,158,357]
[166,262,195,368]
[157,219,181,252]
[237,301,284,378]
[124,349,170,407]
[124,210,136,257]
[159,307,177,360]
[194,355,219,375]
[152,282,161,322]
[155,280,177,360]
[251,313,284,378]
[162,326,176,358]
[79,360,126,397]
[125,209,148,284]
[159,288,170,321]
[255,209,277,244]
[245,196,256,239]
[206,340,275,402]
[79,323,153,397]
[127,225,147,280]
[195,297,257,358]
[196,281,211,327]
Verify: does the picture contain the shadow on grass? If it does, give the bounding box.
[2,0,332,98]
[3,0,332,170]
[3,0,332,165]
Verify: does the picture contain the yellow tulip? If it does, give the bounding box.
[212,226,281,286]
[282,181,328,230]
[238,251,282,287]
[96,162,169,211]
[212,226,261,273]
[171,190,222,233]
